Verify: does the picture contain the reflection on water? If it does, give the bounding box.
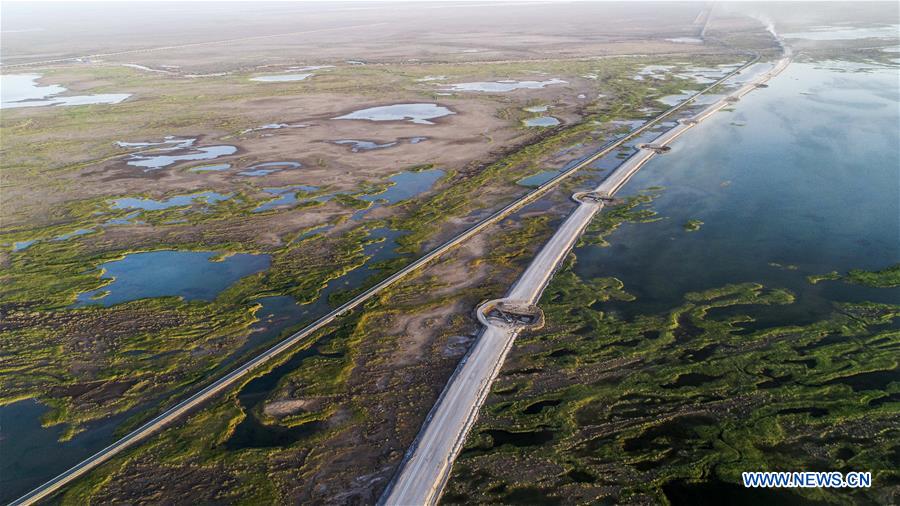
[74,251,271,306]
[360,168,444,205]
[524,116,560,127]
[334,103,455,125]
[784,24,900,40]
[253,185,319,212]
[250,73,313,82]
[110,191,232,210]
[517,170,560,187]
[574,62,900,322]
[125,144,237,171]
[1,74,130,109]
[444,78,566,92]
[238,161,302,177]
[333,139,397,152]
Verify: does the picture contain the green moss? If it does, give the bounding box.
[807,264,900,288]
[445,261,899,504]
[682,219,703,232]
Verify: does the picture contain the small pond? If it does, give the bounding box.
[1,74,131,109]
[74,250,271,306]
[253,185,319,212]
[333,103,455,125]
[333,139,397,152]
[125,144,237,171]
[250,73,313,82]
[524,116,560,127]
[444,78,566,92]
[360,168,444,205]
[110,191,233,210]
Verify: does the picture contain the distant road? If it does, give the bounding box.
[381,52,792,506]
[10,50,770,506]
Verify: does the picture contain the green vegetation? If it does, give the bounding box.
[444,262,900,504]
[808,263,900,288]
[682,218,703,231]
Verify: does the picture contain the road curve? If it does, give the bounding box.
[380,52,791,506]
[10,52,764,506]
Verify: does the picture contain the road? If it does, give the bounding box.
[380,52,792,506]
[10,51,765,506]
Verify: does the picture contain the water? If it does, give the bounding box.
[524,105,549,113]
[666,37,703,44]
[12,239,36,252]
[523,116,560,127]
[573,61,899,322]
[1,74,131,109]
[74,251,271,306]
[54,228,94,241]
[223,227,405,449]
[228,296,309,362]
[633,65,674,81]
[189,163,231,172]
[241,123,307,134]
[250,73,313,82]
[333,103,455,125]
[333,139,397,152]
[783,24,900,41]
[117,137,194,149]
[360,168,444,205]
[237,161,302,177]
[125,145,237,171]
[253,185,319,212]
[444,78,566,92]
[517,170,561,187]
[110,191,233,210]
[0,399,128,502]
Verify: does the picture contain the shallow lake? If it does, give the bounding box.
[334,103,455,124]
[524,116,560,127]
[333,139,397,152]
[126,145,237,170]
[250,73,313,82]
[1,74,130,109]
[74,250,271,306]
[253,185,319,212]
[445,78,566,92]
[573,61,900,322]
[360,168,444,204]
[517,170,561,187]
[110,191,232,210]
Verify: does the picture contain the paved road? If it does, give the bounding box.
[8,52,763,506]
[381,52,792,506]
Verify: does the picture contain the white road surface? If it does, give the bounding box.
[381,52,791,506]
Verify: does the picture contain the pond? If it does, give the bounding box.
[250,73,313,82]
[444,78,566,92]
[189,163,232,172]
[253,185,320,212]
[110,191,233,210]
[241,123,308,134]
[360,168,444,205]
[333,103,455,125]
[74,250,271,307]
[125,144,237,171]
[238,161,302,177]
[333,139,397,152]
[524,116,560,127]
[1,74,131,109]
[517,170,561,187]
